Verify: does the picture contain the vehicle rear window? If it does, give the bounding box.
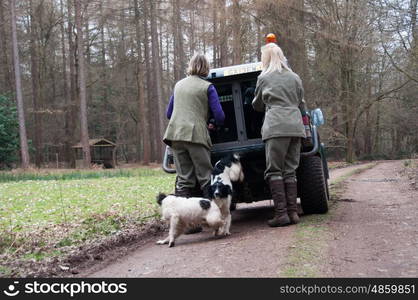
[210,84,238,144]
[241,80,264,139]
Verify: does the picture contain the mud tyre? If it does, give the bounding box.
[297,155,329,214]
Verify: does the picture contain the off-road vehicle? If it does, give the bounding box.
[163,62,329,214]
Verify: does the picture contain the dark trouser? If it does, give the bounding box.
[265,137,301,182]
[171,141,212,190]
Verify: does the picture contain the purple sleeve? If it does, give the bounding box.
[166,95,174,119]
[207,85,225,125]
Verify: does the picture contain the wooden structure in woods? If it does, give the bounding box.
[72,138,116,168]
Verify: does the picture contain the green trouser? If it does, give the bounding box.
[265,137,301,182]
[171,141,212,190]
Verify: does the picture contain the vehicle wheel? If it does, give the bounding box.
[325,178,330,201]
[297,155,329,214]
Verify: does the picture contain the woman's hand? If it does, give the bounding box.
[208,118,216,131]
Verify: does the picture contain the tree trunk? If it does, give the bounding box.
[99,1,108,104]
[133,0,150,165]
[157,8,167,117]
[189,7,195,55]
[149,0,163,162]
[202,9,206,53]
[373,102,381,154]
[364,108,372,155]
[10,0,30,168]
[60,0,71,165]
[341,57,356,163]
[232,0,241,65]
[67,0,77,160]
[394,127,401,158]
[256,17,262,61]
[411,0,417,43]
[74,0,91,168]
[219,0,227,66]
[212,0,218,67]
[0,0,12,94]
[173,0,185,81]
[364,64,373,156]
[142,0,156,161]
[29,0,43,167]
[410,0,417,72]
[295,0,308,84]
[84,6,92,106]
[165,28,170,76]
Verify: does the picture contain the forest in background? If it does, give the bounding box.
[0,0,417,169]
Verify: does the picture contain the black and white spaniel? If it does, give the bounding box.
[156,193,224,247]
[208,153,244,236]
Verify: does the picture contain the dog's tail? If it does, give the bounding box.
[156,193,166,206]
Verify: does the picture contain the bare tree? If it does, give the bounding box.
[0,0,12,94]
[232,0,242,65]
[9,0,30,168]
[59,0,71,164]
[149,0,163,161]
[219,0,228,66]
[29,0,43,167]
[67,0,77,149]
[172,0,186,81]
[74,0,90,167]
[133,0,151,164]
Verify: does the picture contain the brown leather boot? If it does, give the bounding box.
[268,179,291,227]
[285,180,300,224]
[191,182,204,197]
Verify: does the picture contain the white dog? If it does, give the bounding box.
[156,193,224,247]
[208,153,244,236]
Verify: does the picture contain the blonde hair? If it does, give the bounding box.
[187,53,210,77]
[261,43,292,75]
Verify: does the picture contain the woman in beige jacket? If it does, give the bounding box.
[252,43,306,227]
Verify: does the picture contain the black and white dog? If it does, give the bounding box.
[208,153,244,236]
[156,193,224,247]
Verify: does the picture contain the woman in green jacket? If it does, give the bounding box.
[163,54,225,199]
[252,43,306,227]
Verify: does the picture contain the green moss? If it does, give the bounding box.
[280,212,333,277]
[279,163,376,277]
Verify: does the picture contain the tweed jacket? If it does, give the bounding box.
[163,75,212,149]
[252,69,306,141]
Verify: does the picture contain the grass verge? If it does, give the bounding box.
[279,162,377,277]
[0,168,175,277]
[0,167,164,183]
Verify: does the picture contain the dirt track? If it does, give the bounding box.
[324,161,418,277]
[80,161,417,277]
